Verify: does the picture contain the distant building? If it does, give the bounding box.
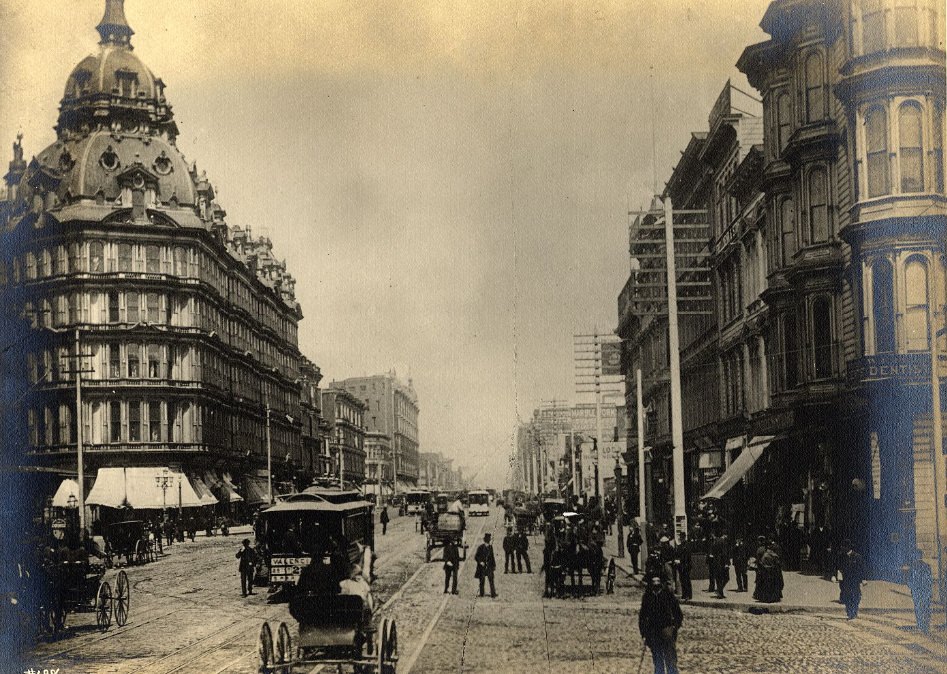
[334,373,420,489]
[322,388,367,486]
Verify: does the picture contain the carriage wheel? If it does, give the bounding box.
[275,622,291,671]
[381,619,398,674]
[135,539,148,565]
[96,581,113,629]
[258,622,274,674]
[115,571,130,627]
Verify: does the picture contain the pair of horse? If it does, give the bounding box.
[542,536,604,597]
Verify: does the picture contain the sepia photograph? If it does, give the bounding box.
[0,0,945,672]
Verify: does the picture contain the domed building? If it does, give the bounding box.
[0,1,324,524]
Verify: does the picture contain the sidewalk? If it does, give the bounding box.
[603,533,931,615]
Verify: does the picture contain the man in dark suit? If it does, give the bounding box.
[627,525,643,575]
[474,533,497,597]
[515,531,532,573]
[639,574,684,674]
[711,533,731,599]
[674,532,693,601]
[503,528,516,573]
[836,539,867,620]
[443,539,460,594]
[235,538,258,597]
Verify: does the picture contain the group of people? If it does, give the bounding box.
[502,528,531,574]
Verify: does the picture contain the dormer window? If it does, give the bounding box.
[114,68,139,98]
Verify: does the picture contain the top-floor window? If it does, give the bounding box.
[146,245,161,273]
[118,243,133,272]
[863,0,886,53]
[899,102,924,193]
[865,106,890,197]
[895,0,919,46]
[776,92,792,153]
[804,53,825,123]
[173,247,187,276]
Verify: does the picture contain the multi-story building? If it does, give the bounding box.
[364,431,393,501]
[737,0,945,578]
[0,0,317,515]
[322,388,367,486]
[299,357,328,482]
[334,373,420,489]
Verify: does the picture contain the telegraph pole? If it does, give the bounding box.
[663,198,687,536]
[75,328,85,531]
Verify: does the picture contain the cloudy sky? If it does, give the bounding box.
[0,0,769,487]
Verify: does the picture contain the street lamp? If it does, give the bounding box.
[155,468,173,512]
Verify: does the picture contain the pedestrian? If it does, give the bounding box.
[674,532,692,601]
[235,538,258,597]
[732,536,749,592]
[711,532,730,599]
[164,519,174,547]
[638,574,683,674]
[836,539,866,620]
[503,527,516,573]
[906,548,932,634]
[627,524,643,576]
[474,532,497,597]
[658,536,676,594]
[443,538,460,594]
[705,531,718,594]
[515,530,532,573]
[808,523,832,579]
[380,506,390,536]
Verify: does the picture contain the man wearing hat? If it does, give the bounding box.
[639,573,684,674]
[503,527,516,573]
[474,532,498,597]
[235,538,258,597]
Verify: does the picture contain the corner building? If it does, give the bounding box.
[738,0,945,577]
[0,1,306,512]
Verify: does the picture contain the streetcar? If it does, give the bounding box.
[468,490,491,517]
[255,488,375,593]
[403,489,431,516]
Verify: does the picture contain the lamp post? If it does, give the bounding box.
[265,404,273,504]
[155,468,172,514]
[615,457,625,557]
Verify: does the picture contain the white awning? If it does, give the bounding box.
[214,472,244,503]
[189,475,219,506]
[702,436,775,500]
[52,479,81,508]
[86,467,206,509]
[725,435,746,452]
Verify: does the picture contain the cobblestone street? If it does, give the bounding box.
[22,511,946,674]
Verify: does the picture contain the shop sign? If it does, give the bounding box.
[270,556,312,583]
[847,354,930,385]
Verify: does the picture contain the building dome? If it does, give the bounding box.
[56,0,177,141]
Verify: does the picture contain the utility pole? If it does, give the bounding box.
[636,368,647,523]
[615,457,625,557]
[932,310,946,607]
[663,198,687,536]
[265,404,273,504]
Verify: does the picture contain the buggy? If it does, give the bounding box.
[425,511,467,562]
[104,520,156,566]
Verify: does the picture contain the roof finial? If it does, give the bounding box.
[97,0,134,48]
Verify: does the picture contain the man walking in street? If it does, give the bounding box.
[380,506,390,536]
[515,530,532,574]
[474,532,497,597]
[627,524,643,576]
[503,527,516,573]
[639,574,684,674]
[836,539,867,620]
[674,532,692,601]
[443,538,460,594]
[236,538,258,597]
[906,548,932,634]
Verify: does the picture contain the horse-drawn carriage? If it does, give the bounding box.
[513,502,540,535]
[541,498,567,524]
[255,488,398,673]
[542,512,605,598]
[425,511,467,562]
[104,520,157,567]
[22,548,131,639]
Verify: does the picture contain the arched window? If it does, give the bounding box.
[905,257,930,351]
[872,260,896,354]
[932,103,943,193]
[808,168,829,243]
[899,102,924,193]
[805,53,825,122]
[89,240,104,273]
[780,197,796,265]
[866,107,890,197]
[895,0,919,47]
[777,92,792,151]
[863,0,886,53]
